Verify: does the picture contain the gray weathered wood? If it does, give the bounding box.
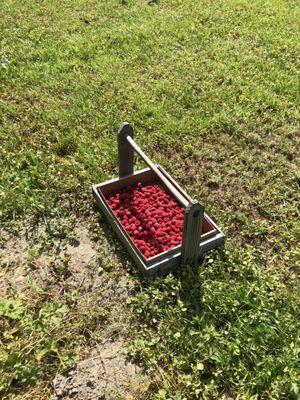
[118,122,134,177]
[92,167,225,277]
[96,121,225,275]
[181,200,204,265]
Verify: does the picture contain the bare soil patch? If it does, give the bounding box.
[53,339,149,400]
[0,217,149,400]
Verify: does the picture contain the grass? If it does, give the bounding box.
[0,0,299,398]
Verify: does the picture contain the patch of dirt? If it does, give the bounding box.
[0,222,101,295]
[53,339,149,400]
[0,217,149,400]
[0,228,30,293]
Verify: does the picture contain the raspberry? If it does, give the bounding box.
[106,182,185,259]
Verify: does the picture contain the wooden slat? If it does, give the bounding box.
[181,200,204,265]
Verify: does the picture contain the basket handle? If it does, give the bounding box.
[118,122,203,265]
[118,122,189,208]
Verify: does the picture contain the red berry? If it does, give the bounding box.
[106,181,185,259]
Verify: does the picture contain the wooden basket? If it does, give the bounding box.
[92,122,225,277]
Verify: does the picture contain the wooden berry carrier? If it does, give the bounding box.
[92,122,225,277]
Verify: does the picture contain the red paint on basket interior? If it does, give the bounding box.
[106,182,184,259]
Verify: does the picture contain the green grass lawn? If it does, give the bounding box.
[0,0,299,399]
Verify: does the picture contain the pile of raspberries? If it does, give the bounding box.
[106,182,184,259]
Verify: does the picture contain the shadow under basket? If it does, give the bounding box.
[93,166,225,277]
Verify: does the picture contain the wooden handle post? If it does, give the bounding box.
[118,122,134,177]
[181,200,204,265]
